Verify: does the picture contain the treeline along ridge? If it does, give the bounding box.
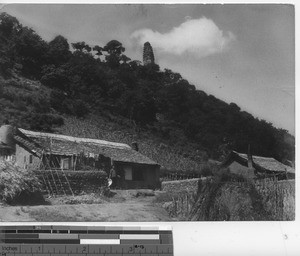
[0,12,294,164]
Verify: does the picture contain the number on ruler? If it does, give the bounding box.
[128,245,145,254]
[128,246,134,253]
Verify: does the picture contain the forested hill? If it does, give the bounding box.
[0,12,295,163]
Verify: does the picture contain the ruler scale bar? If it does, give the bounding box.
[80,239,121,244]
[0,244,173,254]
[2,239,81,244]
[120,235,160,240]
[0,226,173,256]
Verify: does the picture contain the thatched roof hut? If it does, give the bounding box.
[221,151,295,179]
[5,127,160,189]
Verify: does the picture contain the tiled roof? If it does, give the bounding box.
[226,151,294,174]
[13,135,43,157]
[0,142,13,149]
[15,129,158,166]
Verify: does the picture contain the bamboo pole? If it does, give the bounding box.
[39,155,53,196]
[39,159,52,196]
[44,155,59,195]
[55,169,66,196]
[61,169,74,196]
[49,169,59,195]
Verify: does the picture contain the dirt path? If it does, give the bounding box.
[0,190,173,222]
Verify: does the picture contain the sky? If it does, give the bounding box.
[1,4,295,134]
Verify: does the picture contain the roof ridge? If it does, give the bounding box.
[18,128,131,150]
[234,151,275,160]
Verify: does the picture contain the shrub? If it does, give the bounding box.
[22,113,64,132]
[0,161,42,203]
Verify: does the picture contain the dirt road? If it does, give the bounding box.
[0,190,173,222]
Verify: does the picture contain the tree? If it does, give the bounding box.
[164,69,182,84]
[84,44,92,53]
[120,55,131,64]
[48,35,71,66]
[129,60,142,69]
[40,65,70,91]
[93,45,103,57]
[103,40,125,55]
[138,63,161,81]
[103,40,125,68]
[71,42,85,52]
[14,26,49,78]
[0,12,21,37]
[118,87,157,124]
[0,13,22,77]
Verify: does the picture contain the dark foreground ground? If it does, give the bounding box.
[0,190,173,222]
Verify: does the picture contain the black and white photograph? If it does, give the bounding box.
[0,3,295,223]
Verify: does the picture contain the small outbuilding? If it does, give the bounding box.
[0,124,15,161]
[221,151,295,180]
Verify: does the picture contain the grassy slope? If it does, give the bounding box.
[57,114,211,173]
[0,75,211,173]
[0,76,52,128]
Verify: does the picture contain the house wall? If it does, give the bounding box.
[0,148,15,161]
[228,161,255,179]
[113,163,160,189]
[15,144,40,170]
[144,166,160,189]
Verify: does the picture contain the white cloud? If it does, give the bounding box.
[131,17,235,58]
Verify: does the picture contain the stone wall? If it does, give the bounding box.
[161,178,202,193]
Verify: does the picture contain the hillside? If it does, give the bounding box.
[58,115,211,173]
[0,12,295,168]
[0,76,63,131]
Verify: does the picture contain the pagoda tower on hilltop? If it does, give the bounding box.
[143,42,155,65]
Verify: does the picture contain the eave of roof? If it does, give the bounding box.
[0,142,13,149]
[13,135,43,157]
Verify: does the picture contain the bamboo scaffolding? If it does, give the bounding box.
[41,172,51,196]
[55,168,66,196]
[38,156,53,196]
[45,154,74,196]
